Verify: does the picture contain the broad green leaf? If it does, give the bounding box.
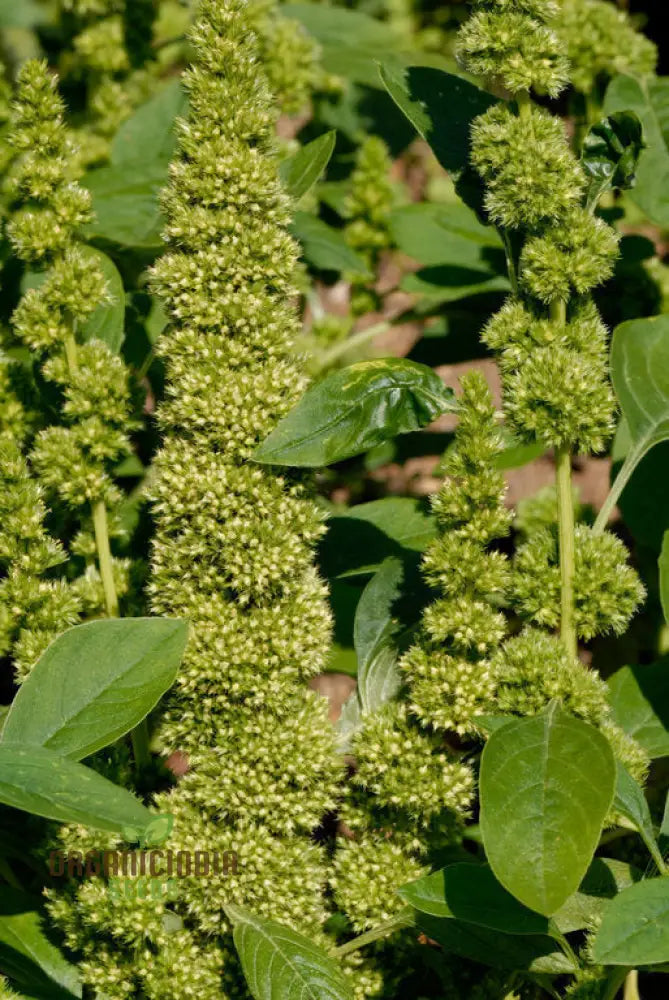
[401,265,509,304]
[78,246,125,353]
[592,877,669,966]
[380,64,497,177]
[284,5,410,87]
[0,888,81,999]
[319,497,436,579]
[380,63,497,215]
[3,618,187,761]
[399,863,551,936]
[613,763,665,871]
[473,716,515,735]
[0,0,46,26]
[596,315,669,531]
[661,532,669,625]
[388,201,502,268]
[479,703,616,915]
[226,904,353,1000]
[110,80,185,167]
[253,358,456,467]
[354,557,403,714]
[608,659,669,758]
[279,132,336,202]
[83,161,169,249]
[553,858,641,934]
[612,420,669,550]
[290,212,370,276]
[581,111,645,210]
[417,914,575,975]
[604,75,669,226]
[0,744,153,834]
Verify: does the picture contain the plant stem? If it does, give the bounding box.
[500,228,518,295]
[64,331,78,372]
[550,299,577,658]
[315,321,390,372]
[131,719,151,770]
[624,971,640,1000]
[603,968,630,1000]
[334,910,413,958]
[92,499,119,618]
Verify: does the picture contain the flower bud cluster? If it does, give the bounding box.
[47,2,342,996]
[555,0,657,95]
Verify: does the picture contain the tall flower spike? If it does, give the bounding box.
[45,1,341,996]
[6,60,137,624]
[456,0,648,796]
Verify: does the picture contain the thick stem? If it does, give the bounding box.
[131,719,151,770]
[624,971,640,1000]
[92,499,119,618]
[64,331,78,372]
[551,300,577,658]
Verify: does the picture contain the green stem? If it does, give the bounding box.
[64,331,78,372]
[593,447,642,534]
[624,970,640,1000]
[315,321,390,372]
[551,300,577,659]
[334,910,413,958]
[131,719,151,770]
[603,968,630,1000]
[92,500,119,617]
[500,228,518,295]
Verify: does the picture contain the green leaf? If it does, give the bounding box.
[354,557,404,715]
[253,358,456,467]
[604,75,669,226]
[473,715,515,735]
[110,80,186,167]
[83,162,169,249]
[319,497,436,579]
[225,904,353,1000]
[82,82,185,249]
[144,813,174,846]
[78,246,125,353]
[0,744,153,834]
[581,111,645,210]
[608,659,669,759]
[279,132,336,202]
[379,63,497,215]
[613,763,665,871]
[479,703,616,915]
[592,877,669,966]
[417,914,575,975]
[399,863,551,936]
[0,0,46,27]
[0,888,81,999]
[380,64,497,177]
[284,5,410,87]
[388,201,502,268]
[661,532,669,625]
[3,618,187,761]
[401,265,509,304]
[290,212,370,276]
[597,315,669,529]
[553,858,642,934]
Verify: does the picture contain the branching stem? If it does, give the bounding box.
[334,911,413,958]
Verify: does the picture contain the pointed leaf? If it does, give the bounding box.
[77,246,126,354]
[3,618,187,761]
[479,703,616,915]
[254,358,456,467]
[0,888,81,999]
[0,744,153,834]
[592,877,669,966]
[608,659,669,758]
[354,557,403,714]
[226,904,353,1000]
[399,863,551,936]
[290,212,370,276]
[613,763,665,871]
[280,132,336,202]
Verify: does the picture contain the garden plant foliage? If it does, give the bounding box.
[1,1,669,999]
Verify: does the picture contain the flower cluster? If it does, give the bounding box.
[47,2,341,995]
[555,0,657,94]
